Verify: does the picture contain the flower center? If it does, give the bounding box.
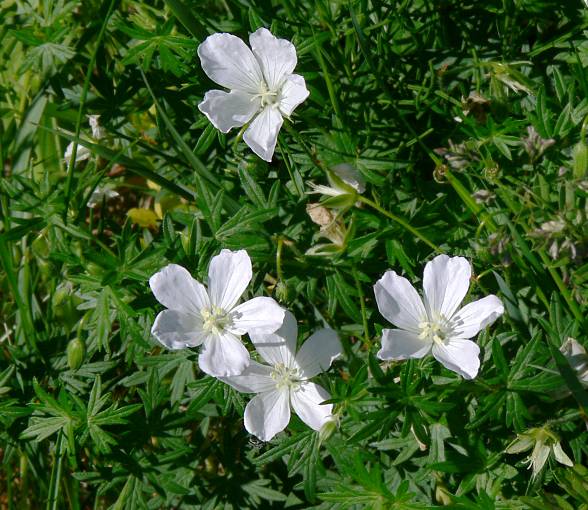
[252,81,279,108]
[270,363,302,391]
[418,313,452,345]
[201,306,230,335]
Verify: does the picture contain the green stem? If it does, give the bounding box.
[46,432,65,510]
[538,251,585,327]
[63,0,117,223]
[276,237,284,281]
[445,169,497,232]
[358,195,442,253]
[352,266,371,348]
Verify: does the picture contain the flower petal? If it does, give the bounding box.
[331,163,365,193]
[64,142,92,165]
[432,338,480,380]
[295,329,341,378]
[151,309,206,350]
[243,106,284,162]
[249,310,297,368]
[451,295,504,338]
[377,329,431,361]
[561,338,588,383]
[219,360,275,393]
[198,331,250,377]
[197,33,263,93]
[249,27,297,91]
[291,382,333,431]
[278,74,309,117]
[374,270,425,332]
[552,442,573,467]
[207,249,252,311]
[229,296,285,335]
[244,389,290,441]
[530,441,550,477]
[198,90,260,133]
[423,255,471,319]
[149,264,210,314]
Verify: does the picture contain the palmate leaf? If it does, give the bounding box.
[242,479,288,503]
[2,0,588,507]
[81,377,142,453]
[93,287,113,352]
[21,416,71,442]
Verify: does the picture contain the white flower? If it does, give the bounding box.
[506,427,573,479]
[87,115,105,140]
[560,337,588,386]
[87,187,120,208]
[374,254,504,379]
[64,142,91,166]
[308,163,366,198]
[197,27,309,162]
[149,249,285,377]
[220,311,341,441]
[64,115,105,167]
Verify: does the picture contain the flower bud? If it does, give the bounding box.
[53,283,82,331]
[31,230,50,259]
[433,164,448,183]
[274,281,289,303]
[66,337,86,370]
[318,418,338,443]
[572,141,587,179]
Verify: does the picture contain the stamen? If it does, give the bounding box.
[251,81,279,107]
[271,363,302,391]
[418,314,452,345]
[201,306,231,334]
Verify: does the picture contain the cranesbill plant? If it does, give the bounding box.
[374,254,504,379]
[220,311,341,441]
[197,27,309,162]
[149,249,285,377]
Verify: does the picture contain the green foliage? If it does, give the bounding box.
[1,0,587,508]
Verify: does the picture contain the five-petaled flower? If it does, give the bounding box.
[198,27,309,162]
[506,426,573,479]
[220,311,341,441]
[374,254,504,379]
[149,249,285,377]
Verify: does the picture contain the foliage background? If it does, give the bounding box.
[1,0,588,508]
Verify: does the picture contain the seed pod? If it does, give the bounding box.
[572,141,588,179]
[67,337,86,370]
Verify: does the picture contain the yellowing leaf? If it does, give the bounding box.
[127,208,159,228]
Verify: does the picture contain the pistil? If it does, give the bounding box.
[251,82,279,107]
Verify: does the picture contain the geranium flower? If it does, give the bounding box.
[374,254,504,379]
[220,311,341,441]
[64,142,91,166]
[560,337,588,386]
[150,249,285,377]
[197,27,309,162]
[506,426,573,479]
[64,114,105,167]
[86,187,119,209]
[308,163,366,198]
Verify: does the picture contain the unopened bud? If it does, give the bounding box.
[31,230,50,259]
[319,418,338,443]
[274,281,289,303]
[67,337,86,370]
[433,164,448,183]
[572,141,588,179]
